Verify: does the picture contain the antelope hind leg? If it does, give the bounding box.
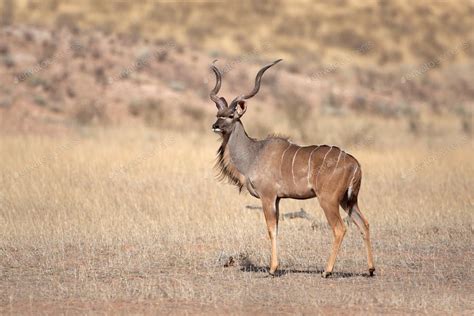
[319,198,347,278]
[348,203,375,276]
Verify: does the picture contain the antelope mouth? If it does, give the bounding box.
[212,128,222,133]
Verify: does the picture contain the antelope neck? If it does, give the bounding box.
[227,120,262,176]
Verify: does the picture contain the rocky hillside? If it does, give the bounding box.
[0,25,472,134]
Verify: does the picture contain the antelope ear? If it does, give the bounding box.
[235,100,247,117]
[219,97,228,108]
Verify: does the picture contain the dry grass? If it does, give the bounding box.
[0,118,472,314]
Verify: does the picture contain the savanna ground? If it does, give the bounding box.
[0,116,472,314]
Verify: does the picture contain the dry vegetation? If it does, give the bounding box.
[0,119,472,314]
[4,0,474,67]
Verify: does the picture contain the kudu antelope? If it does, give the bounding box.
[209,59,375,277]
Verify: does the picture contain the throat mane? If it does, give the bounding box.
[215,137,245,192]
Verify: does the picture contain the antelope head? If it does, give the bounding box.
[210,59,282,135]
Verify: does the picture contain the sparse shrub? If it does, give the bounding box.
[182,107,207,132]
[0,97,12,109]
[276,90,313,141]
[128,100,141,117]
[456,106,473,137]
[143,100,165,127]
[251,0,279,15]
[91,48,102,59]
[70,39,86,58]
[74,105,95,125]
[128,22,142,43]
[406,108,421,135]
[94,66,107,85]
[23,29,34,41]
[33,95,47,107]
[186,25,212,45]
[342,124,375,147]
[1,54,15,68]
[461,116,472,136]
[0,43,9,55]
[182,107,204,122]
[350,95,367,112]
[373,100,399,118]
[275,16,306,38]
[128,98,166,127]
[66,87,76,98]
[54,13,80,33]
[49,104,62,113]
[26,76,50,90]
[41,41,57,61]
[156,50,168,62]
[378,50,403,65]
[321,91,344,116]
[322,29,372,52]
[170,81,186,92]
[73,101,108,125]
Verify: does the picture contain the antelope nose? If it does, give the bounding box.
[212,123,218,129]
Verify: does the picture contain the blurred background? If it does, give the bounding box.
[0,0,472,145]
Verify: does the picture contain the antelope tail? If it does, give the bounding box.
[347,164,362,203]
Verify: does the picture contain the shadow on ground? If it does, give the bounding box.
[239,262,373,278]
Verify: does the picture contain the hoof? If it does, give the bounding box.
[321,271,332,278]
[369,268,375,277]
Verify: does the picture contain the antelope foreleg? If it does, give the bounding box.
[261,197,279,275]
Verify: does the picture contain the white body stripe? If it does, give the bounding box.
[329,150,343,179]
[307,146,319,186]
[291,147,302,185]
[279,143,292,178]
[315,146,333,189]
